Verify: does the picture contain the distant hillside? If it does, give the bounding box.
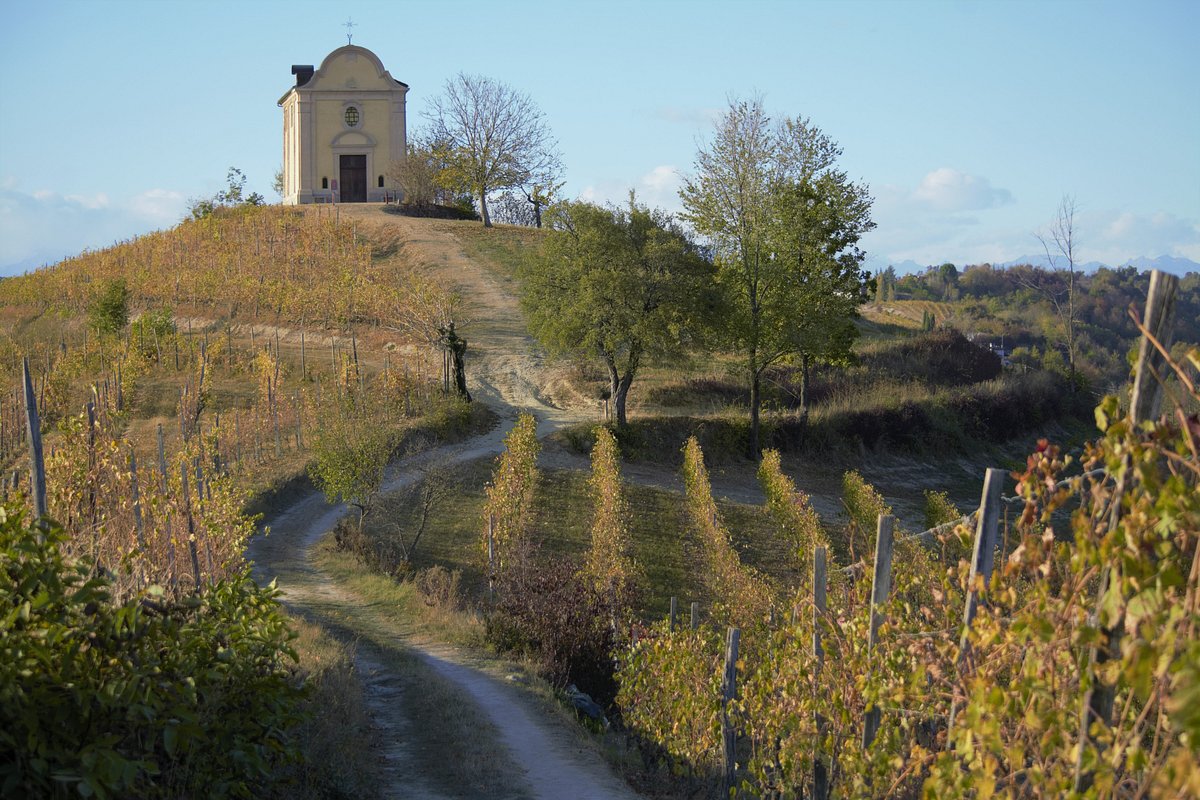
[887,254,1199,277]
[875,262,1200,386]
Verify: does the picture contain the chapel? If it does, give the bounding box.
[278,44,408,204]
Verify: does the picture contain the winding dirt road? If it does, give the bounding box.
[247,207,639,799]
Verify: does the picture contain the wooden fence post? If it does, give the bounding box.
[691,601,700,631]
[21,358,47,520]
[273,385,282,459]
[862,514,895,750]
[722,626,742,796]
[669,596,678,632]
[947,466,1005,739]
[813,545,829,800]
[180,463,201,590]
[129,451,145,550]
[156,423,168,493]
[1075,270,1179,792]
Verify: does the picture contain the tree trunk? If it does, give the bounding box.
[749,370,761,457]
[605,349,639,427]
[451,345,471,402]
[480,190,492,227]
[800,352,811,419]
[613,372,634,427]
[606,359,620,423]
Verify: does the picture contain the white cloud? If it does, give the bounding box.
[63,192,110,210]
[130,188,186,222]
[652,106,722,126]
[913,167,1013,212]
[1083,209,1200,264]
[576,165,684,215]
[0,187,186,275]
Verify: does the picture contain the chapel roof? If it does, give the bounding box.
[278,45,407,106]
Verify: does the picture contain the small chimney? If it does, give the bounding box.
[291,65,314,87]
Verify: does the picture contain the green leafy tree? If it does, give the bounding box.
[426,73,560,227]
[308,400,394,530]
[765,168,874,414]
[681,98,874,452]
[188,167,266,220]
[88,278,130,334]
[521,198,710,425]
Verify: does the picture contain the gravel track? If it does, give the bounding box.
[247,207,639,800]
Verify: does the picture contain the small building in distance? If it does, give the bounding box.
[278,44,408,204]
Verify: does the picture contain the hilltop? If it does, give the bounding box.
[5,204,1197,799]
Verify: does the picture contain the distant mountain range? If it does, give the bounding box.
[886,254,1199,277]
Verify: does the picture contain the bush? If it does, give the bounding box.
[0,506,304,799]
[415,565,463,610]
[130,308,174,358]
[88,278,130,334]
[486,555,620,705]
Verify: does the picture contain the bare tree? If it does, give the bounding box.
[380,459,456,564]
[1024,195,1080,383]
[426,73,560,227]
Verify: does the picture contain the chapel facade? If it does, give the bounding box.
[278,45,408,204]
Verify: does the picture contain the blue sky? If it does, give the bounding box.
[1,0,1197,276]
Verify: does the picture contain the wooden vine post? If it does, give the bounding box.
[812,545,829,800]
[21,357,47,520]
[180,462,202,590]
[862,514,895,750]
[721,626,742,796]
[1074,269,1178,791]
[947,466,1005,738]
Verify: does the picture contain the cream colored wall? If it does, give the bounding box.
[312,97,393,188]
[280,95,301,200]
[280,46,406,204]
[312,52,396,92]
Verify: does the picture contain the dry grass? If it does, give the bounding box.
[280,617,382,799]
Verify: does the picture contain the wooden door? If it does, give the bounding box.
[339,155,367,202]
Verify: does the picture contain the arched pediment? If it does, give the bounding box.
[305,45,408,92]
[330,130,377,148]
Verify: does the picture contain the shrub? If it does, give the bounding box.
[415,564,463,610]
[0,505,304,799]
[681,437,775,629]
[486,555,619,705]
[88,278,130,334]
[481,413,540,578]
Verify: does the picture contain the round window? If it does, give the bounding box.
[344,106,360,127]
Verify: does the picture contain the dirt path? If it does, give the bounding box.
[247,207,639,800]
